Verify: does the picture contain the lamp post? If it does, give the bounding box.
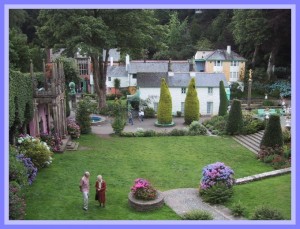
[246,69,253,111]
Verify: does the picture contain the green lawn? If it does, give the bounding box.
[24,134,291,220]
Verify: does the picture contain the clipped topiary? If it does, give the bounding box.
[184,78,199,125]
[260,115,283,148]
[218,80,228,116]
[226,99,243,135]
[157,78,172,124]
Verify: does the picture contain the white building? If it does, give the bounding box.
[137,72,229,116]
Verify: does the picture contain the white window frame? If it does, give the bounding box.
[207,102,213,114]
[208,87,213,95]
[214,60,222,66]
[181,87,186,94]
[231,61,239,66]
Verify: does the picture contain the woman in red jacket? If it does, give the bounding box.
[95,175,106,207]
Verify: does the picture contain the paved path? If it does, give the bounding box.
[163,188,244,220]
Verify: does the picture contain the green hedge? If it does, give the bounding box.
[157,78,172,124]
[260,115,283,148]
[226,99,243,135]
[218,80,228,116]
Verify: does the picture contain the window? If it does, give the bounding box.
[181,87,186,94]
[214,60,222,66]
[230,72,239,80]
[207,102,213,114]
[181,102,185,114]
[132,74,137,79]
[77,59,88,75]
[108,77,111,81]
[208,87,213,95]
[153,102,158,112]
[231,61,239,66]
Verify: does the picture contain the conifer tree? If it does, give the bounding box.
[218,80,228,116]
[260,115,283,147]
[157,78,172,124]
[184,78,199,125]
[226,99,243,135]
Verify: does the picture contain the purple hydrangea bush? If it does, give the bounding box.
[131,178,157,200]
[199,162,235,204]
[16,154,38,185]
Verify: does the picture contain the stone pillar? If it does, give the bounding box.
[33,100,40,137]
[52,101,60,138]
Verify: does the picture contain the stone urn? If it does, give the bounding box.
[128,191,164,212]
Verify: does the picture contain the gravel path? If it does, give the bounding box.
[163,188,245,220]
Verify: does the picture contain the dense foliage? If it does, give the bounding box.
[226,99,243,135]
[76,97,95,134]
[218,80,228,116]
[157,78,172,124]
[260,115,283,148]
[184,78,199,125]
[182,210,213,220]
[9,181,26,220]
[9,70,33,142]
[251,205,285,220]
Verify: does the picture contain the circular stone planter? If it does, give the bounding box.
[154,121,175,127]
[128,191,164,212]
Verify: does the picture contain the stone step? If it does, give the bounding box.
[241,134,261,146]
[233,136,260,154]
[66,142,79,151]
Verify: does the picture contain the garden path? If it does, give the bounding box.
[163,188,245,220]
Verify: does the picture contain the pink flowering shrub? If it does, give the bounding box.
[40,132,63,152]
[67,118,81,138]
[199,162,235,204]
[131,178,157,200]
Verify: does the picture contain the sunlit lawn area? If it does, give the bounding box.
[24,134,291,220]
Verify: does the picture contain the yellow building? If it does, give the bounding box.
[194,46,246,82]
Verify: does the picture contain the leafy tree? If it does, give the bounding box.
[57,57,80,86]
[37,9,159,109]
[260,115,283,148]
[195,38,214,50]
[76,97,93,134]
[157,78,172,124]
[184,78,199,125]
[218,80,228,116]
[226,99,243,135]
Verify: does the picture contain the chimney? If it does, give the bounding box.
[227,45,231,55]
[168,58,172,72]
[110,57,113,66]
[125,54,130,71]
[189,58,195,72]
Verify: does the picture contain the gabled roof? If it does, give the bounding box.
[106,66,127,78]
[137,72,228,88]
[128,61,189,74]
[203,49,246,61]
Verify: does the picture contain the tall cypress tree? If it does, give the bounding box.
[260,115,283,148]
[226,99,243,135]
[184,78,199,125]
[218,80,228,116]
[157,78,172,124]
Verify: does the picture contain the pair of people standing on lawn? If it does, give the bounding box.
[79,172,106,210]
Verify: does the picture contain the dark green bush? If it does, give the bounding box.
[262,100,275,106]
[282,129,291,144]
[226,99,243,135]
[76,97,94,134]
[169,128,188,136]
[143,130,157,137]
[176,111,182,117]
[9,181,26,220]
[144,107,155,118]
[251,205,285,220]
[182,210,213,220]
[9,146,28,187]
[260,115,283,148]
[112,115,126,135]
[218,80,228,116]
[211,130,219,135]
[199,182,234,204]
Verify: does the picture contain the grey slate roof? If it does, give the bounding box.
[137,72,168,87]
[129,61,189,74]
[137,72,228,88]
[106,66,127,77]
[205,49,246,61]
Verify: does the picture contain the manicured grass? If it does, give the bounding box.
[225,174,291,219]
[24,134,290,220]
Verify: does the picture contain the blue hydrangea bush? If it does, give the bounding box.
[199,162,235,204]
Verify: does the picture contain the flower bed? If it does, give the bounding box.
[128,178,164,211]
